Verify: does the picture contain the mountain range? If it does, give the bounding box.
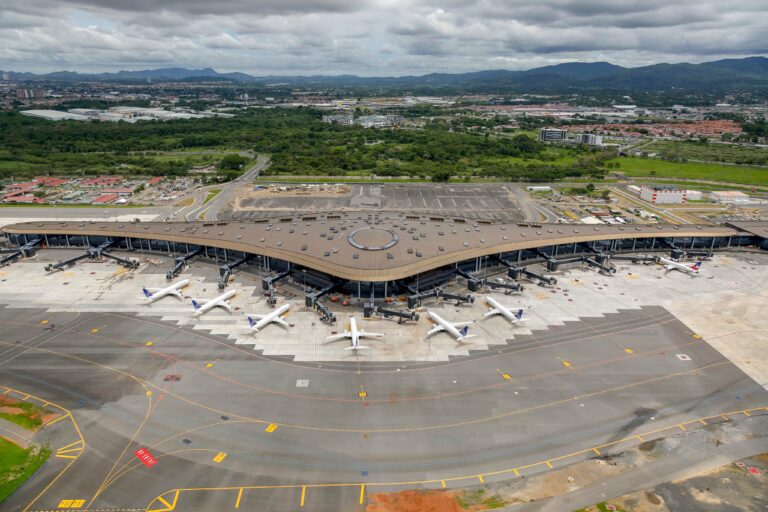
[3,57,768,93]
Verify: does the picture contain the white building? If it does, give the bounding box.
[539,128,568,142]
[640,185,686,204]
[20,110,90,121]
[574,133,603,146]
[322,114,354,125]
[685,190,704,201]
[627,185,642,195]
[711,191,750,203]
[526,186,552,192]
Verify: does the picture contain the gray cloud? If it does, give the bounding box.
[0,0,766,75]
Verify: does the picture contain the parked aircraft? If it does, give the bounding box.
[483,296,526,324]
[247,304,291,332]
[325,317,383,350]
[426,310,475,341]
[191,290,236,316]
[658,257,703,275]
[142,279,189,303]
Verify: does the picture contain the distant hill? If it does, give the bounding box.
[3,57,768,92]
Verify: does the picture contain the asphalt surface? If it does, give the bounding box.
[1,300,767,511]
[184,155,270,221]
[230,183,530,222]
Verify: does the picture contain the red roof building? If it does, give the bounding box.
[81,176,124,187]
[32,177,68,187]
[91,194,119,205]
[4,195,44,203]
[6,182,38,191]
[147,177,164,185]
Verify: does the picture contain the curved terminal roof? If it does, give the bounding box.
[3,215,740,282]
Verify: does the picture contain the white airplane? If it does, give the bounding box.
[658,257,703,275]
[142,279,189,303]
[483,296,526,324]
[426,310,475,341]
[247,304,291,332]
[191,290,236,316]
[325,317,383,350]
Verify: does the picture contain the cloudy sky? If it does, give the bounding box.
[2,0,767,75]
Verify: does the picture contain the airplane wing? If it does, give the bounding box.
[665,265,675,271]
[426,325,444,337]
[168,290,184,300]
[359,331,384,338]
[146,288,161,293]
[274,316,290,328]
[326,332,350,341]
[220,301,234,313]
[483,309,500,318]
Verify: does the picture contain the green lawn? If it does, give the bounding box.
[643,140,768,166]
[613,157,768,187]
[203,188,221,204]
[0,401,45,430]
[0,439,51,504]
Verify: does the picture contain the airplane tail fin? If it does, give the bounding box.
[346,345,368,350]
[515,309,524,320]
[247,316,256,328]
[192,300,201,310]
[142,287,153,299]
[459,325,469,337]
[692,260,702,270]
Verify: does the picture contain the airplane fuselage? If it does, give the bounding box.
[144,279,189,303]
[249,304,290,332]
[192,289,236,316]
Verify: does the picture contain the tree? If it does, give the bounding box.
[431,170,451,182]
[585,183,595,193]
[219,154,248,170]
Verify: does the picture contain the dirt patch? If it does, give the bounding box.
[0,406,25,415]
[638,439,659,452]
[367,490,465,512]
[645,491,662,505]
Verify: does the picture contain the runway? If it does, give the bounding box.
[1,301,766,511]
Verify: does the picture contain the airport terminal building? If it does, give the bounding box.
[2,215,767,309]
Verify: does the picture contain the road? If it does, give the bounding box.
[181,155,270,221]
[507,186,559,222]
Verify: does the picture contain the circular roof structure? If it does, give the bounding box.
[347,227,399,251]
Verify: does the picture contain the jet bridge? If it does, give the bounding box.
[0,238,40,267]
[166,247,203,280]
[218,254,253,289]
[45,241,138,272]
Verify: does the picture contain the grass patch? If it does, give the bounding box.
[457,489,507,509]
[0,398,47,430]
[0,438,51,504]
[174,197,195,207]
[203,188,221,204]
[612,157,768,187]
[643,140,768,166]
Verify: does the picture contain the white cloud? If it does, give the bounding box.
[0,0,766,74]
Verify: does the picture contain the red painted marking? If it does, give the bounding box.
[134,448,158,467]
[748,467,760,475]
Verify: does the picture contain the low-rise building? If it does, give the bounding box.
[91,194,119,205]
[627,185,642,195]
[574,133,603,146]
[640,185,686,204]
[685,190,704,201]
[711,191,750,203]
[539,128,568,142]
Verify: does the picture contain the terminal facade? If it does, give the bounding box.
[2,216,767,310]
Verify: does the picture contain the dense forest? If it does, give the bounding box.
[0,109,610,182]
